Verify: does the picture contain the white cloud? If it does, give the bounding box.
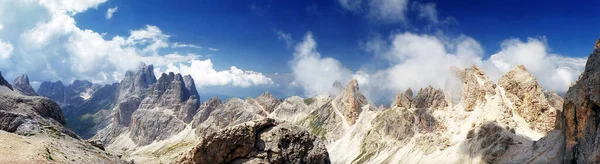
[481,38,585,93]
[276,30,293,47]
[414,2,438,23]
[0,0,273,88]
[291,32,353,97]
[0,40,13,59]
[291,32,585,102]
[162,59,274,87]
[208,47,219,51]
[0,24,3,31]
[105,6,118,19]
[171,42,202,49]
[338,0,409,24]
[368,0,408,23]
[39,0,107,13]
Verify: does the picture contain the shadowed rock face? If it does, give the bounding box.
[178,118,330,164]
[413,86,447,109]
[13,74,37,96]
[37,81,66,104]
[0,72,12,91]
[562,43,600,163]
[395,88,414,109]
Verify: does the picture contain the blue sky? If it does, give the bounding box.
[0,0,596,102]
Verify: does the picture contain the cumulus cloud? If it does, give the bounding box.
[0,0,272,88]
[291,33,353,97]
[105,6,118,19]
[162,59,274,88]
[481,38,586,93]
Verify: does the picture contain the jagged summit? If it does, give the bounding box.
[499,64,558,134]
[595,38,600,52]
[0,71,13,91]
[414,86,447,109]
[334,79,370,125]
[394,88,414,109]
[13,74,37,96]
[255,91,282,114]
[454,65,496,111]
[119,63,157,99]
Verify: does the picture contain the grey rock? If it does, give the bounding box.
[178,118,330,164]
[332,79,370,125]
[0,71,13,91]
[13,74,37,96]
[394,88,414,109]
[254,91,282,114]
[192,97,222,128]
[194,98,264,137]
[413,86,448,109]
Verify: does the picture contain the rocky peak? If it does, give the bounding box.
[141,72,199,120]
[395,88,414,109]
[118,63,157,99]
[13,74,37,96]
[0,71,13,91]
[183,75,199,100]
[255,91,282,114]
[192,97,223,127]
[454,65,496,111]
[498,65,556,134]
[562,46,600,163]
[37,81,66,104]
[413,86,447,109]
[334,79,370,125]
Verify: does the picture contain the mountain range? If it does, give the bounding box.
[2,39,600,163]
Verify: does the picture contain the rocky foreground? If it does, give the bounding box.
[3,39,600,163]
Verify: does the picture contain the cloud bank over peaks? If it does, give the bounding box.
[162,59,274,88]
[291,33,355,97]
[290,31,585,103]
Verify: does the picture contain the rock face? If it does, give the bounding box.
[178,118,330,164]
[13,74,38,96]
[454,65,496,111]
[37,81,66,104]
[394,88,414,109]
[129,72,199,145]
[194,98,265,137]
[562,44,600,163]
[498,65,558,134]
[118,63,157,100]
[333,79,370,125]
[413,86,448,109]
[0,73,125,163]
[254,91,282,114]
[0,72,13,91]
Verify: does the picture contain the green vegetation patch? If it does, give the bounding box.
[304,98,315,105]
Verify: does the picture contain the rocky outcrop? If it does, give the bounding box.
[413,86,448,109]
[194,98,265,137]
[13,74,38,96]
[37,81,66,104]
[178,118,330,164]
[254,91,282,114]
[333,79,370,125]
[129,72,199,145]
[562,44,600,163]
[117,63,156,100]
[544,90,564,112]
[498,65,557,134]
[0,72,13,91]
[394,88,414,109]
[454,65,496,111]
[192,97,222,127]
